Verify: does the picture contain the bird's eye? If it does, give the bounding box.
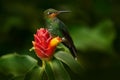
[47,12,53,15]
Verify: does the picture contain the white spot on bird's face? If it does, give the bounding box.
[47,12,49,15]
[47,12,52,15]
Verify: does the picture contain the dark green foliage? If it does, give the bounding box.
[0,53,38,80]
[0,52,82,80]
[0,0,120,80]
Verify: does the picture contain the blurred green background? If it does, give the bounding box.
[0,0,120,80]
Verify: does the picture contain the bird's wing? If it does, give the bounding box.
[59,20,77,58]
[59,20,74,45]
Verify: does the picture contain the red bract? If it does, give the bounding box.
[32,28,62,60]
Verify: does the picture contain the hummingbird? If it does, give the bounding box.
[43,8,77,59]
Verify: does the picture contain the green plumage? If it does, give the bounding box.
[46,18,63,37]
[44,8,77,59]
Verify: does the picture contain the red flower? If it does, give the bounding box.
[32,28,62,60]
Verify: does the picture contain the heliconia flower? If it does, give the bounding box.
[32,28,62,60]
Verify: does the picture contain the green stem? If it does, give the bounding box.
[29,47,35,51]
[41,60,46,69]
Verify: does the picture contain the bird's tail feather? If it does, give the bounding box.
[69,46,77,59]
[62,42,77,60]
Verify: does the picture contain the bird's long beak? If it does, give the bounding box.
[58,11,71,14]
[49,10,71,18]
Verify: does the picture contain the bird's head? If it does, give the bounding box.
[44,8,70,19]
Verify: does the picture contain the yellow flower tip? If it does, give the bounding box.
[32,41,35,45]
[49,36,62,47]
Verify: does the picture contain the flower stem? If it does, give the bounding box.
[29,47,35,51]
[41,60,46,69]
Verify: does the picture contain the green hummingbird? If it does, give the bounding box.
[44,8,77,59]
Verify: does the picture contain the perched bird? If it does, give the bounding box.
[44,8,77,59]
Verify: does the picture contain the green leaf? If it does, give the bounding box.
[70,20,115,52]
[25,66,44,80]
[45,61,54,80]
[48,59,71,80]
[12,76,25,80]
[54,51,82,74]
[0,53,37,77]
